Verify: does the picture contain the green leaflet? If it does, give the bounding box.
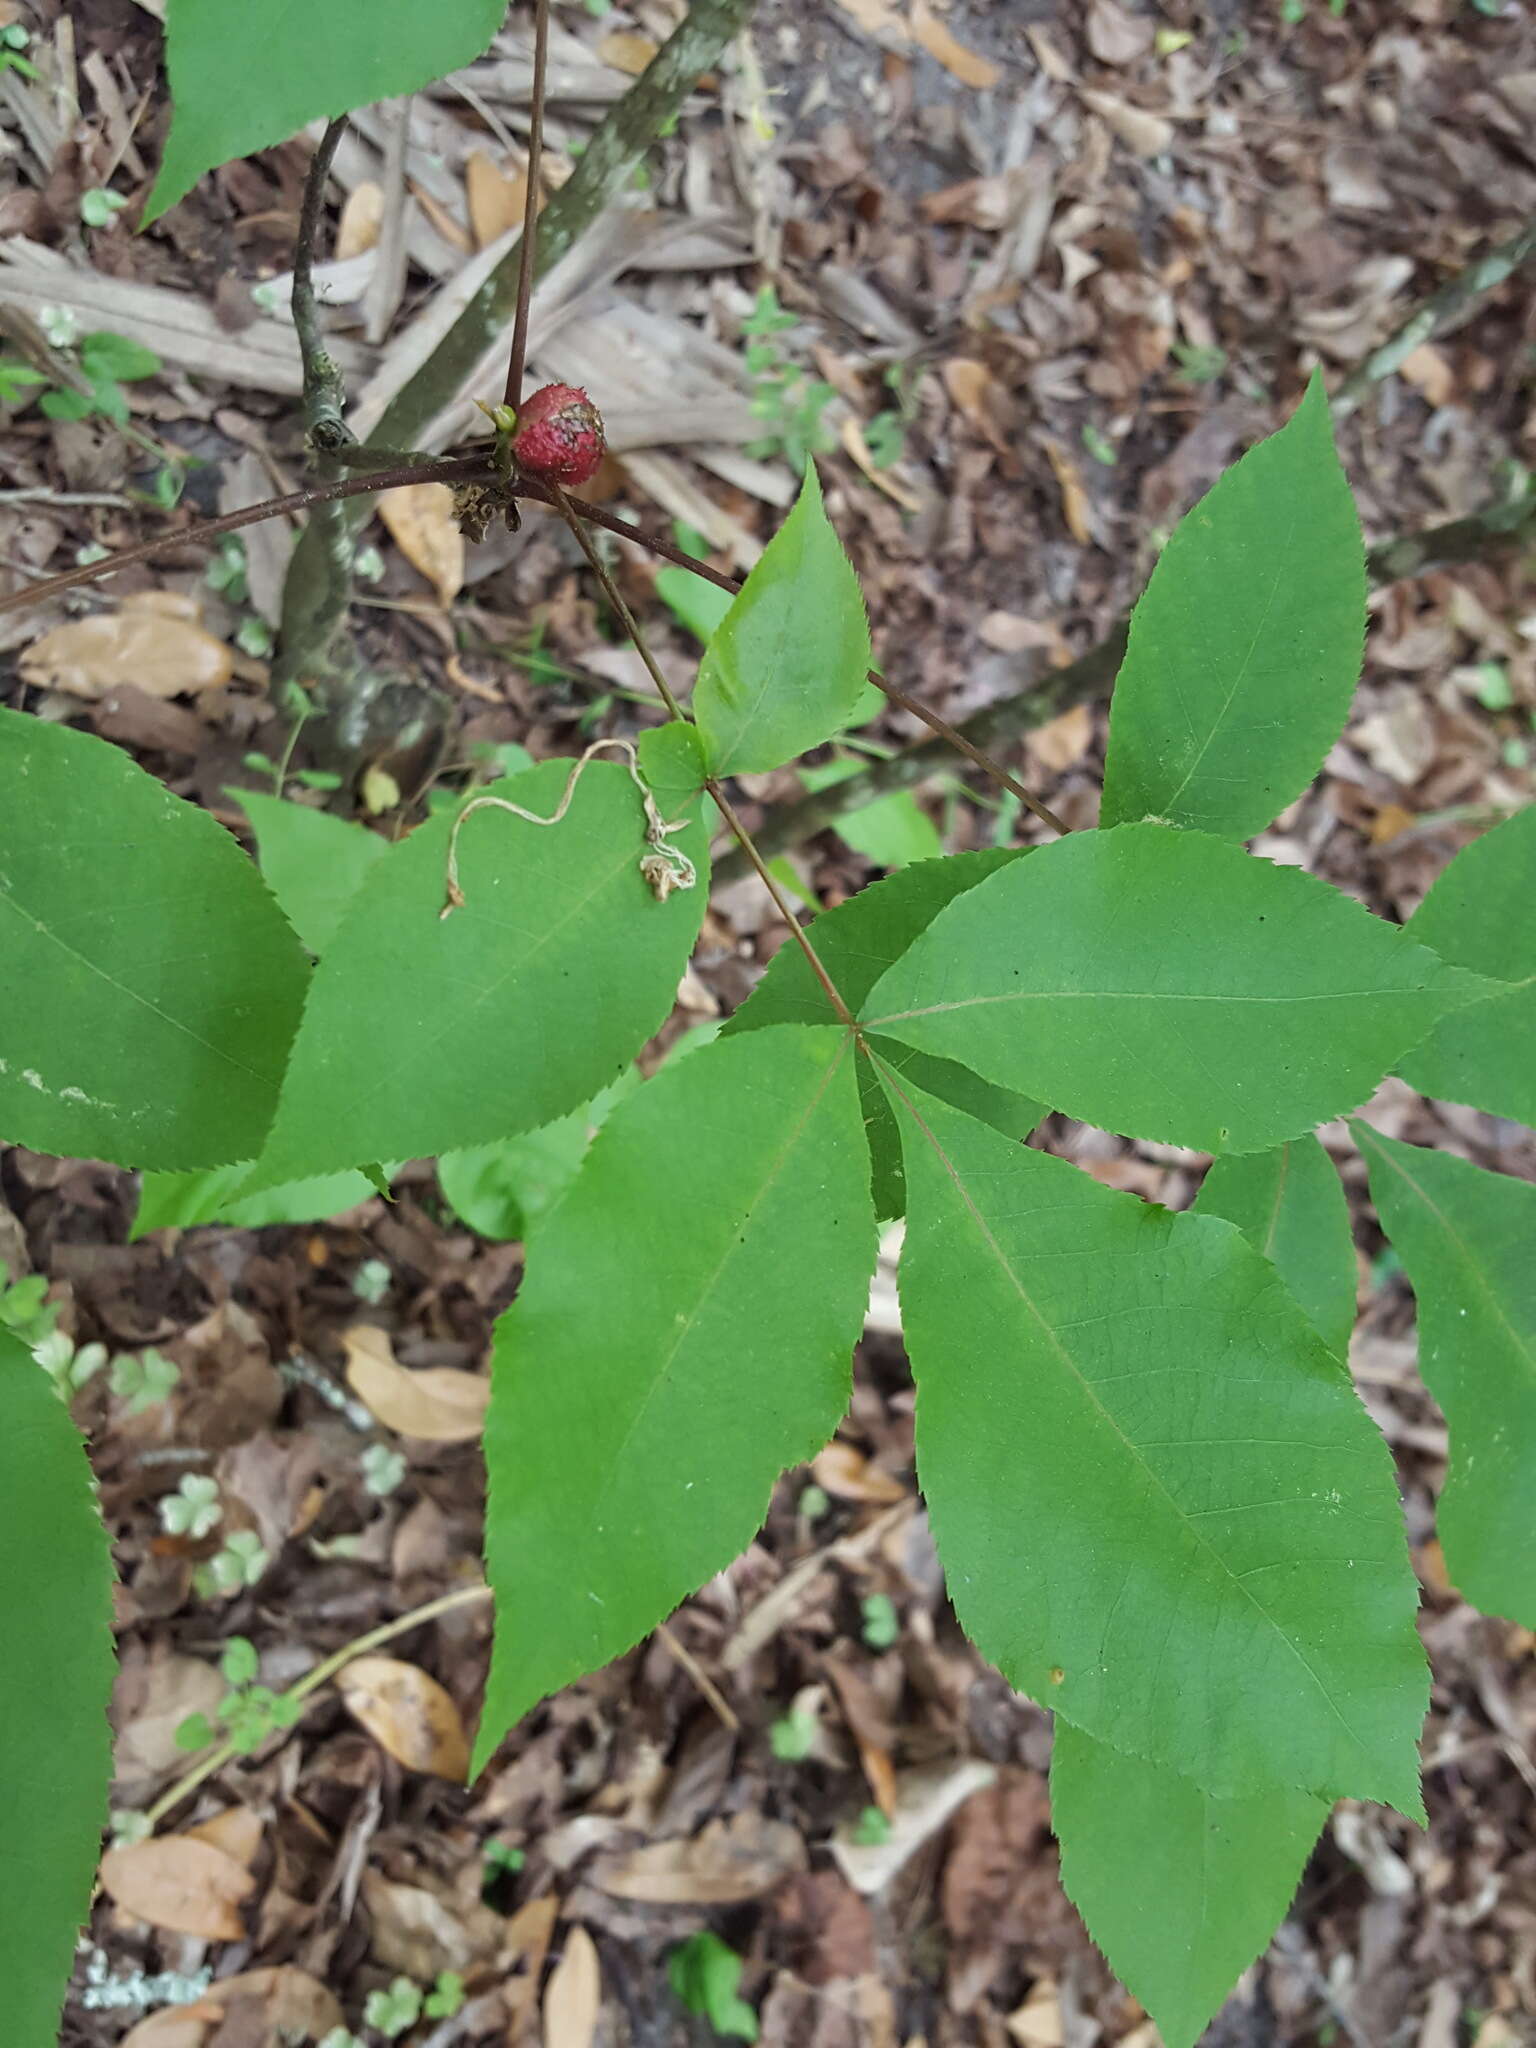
[864,823,1486,1155]
[1195,1138,1356,1361]
[0,1330,115,2047]
[1100,374,1365,841]
[147,0,505,220]
[724,850,1040,1217]
[1052,1720,1327,2048]
[241,758,709,1191]
[1354,1123,1536,1627]
[655,566,734,645]
[132,1162,388,1235]
[886,1076,1427,1812]
[693,469,872,777]
[439,1069,639,1240]
[234,790,388,955]
[798,760,943,869]
[1397,805,1536,1128]
[0,710,309,1171]
[637,720,709,820]
[477,1026,876,1771]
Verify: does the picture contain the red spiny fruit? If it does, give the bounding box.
[511,383,606,487]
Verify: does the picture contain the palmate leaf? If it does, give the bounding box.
[477,1025,876,1771]
[0,1330,115,2048]
[241,759,709,1192]
[0,710,310,1171]
[864,823,1486,1155]
[692,469,872,778]
[146,0,506,220]
[1354,1123,1536,1627]
[1195,1138,1356,1361]
[1052,1720,1327,2048]
[726,850,1041,1217]
[1100,374,1366,842]
[884,1074,1427,1812]
[1396,805,1536,1128]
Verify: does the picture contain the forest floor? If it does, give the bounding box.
[2,0,1535,2043]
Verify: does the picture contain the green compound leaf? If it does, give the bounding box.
[147,0,506,221]
[1,1329,115,2048]
[637,719,709,820]
[1397,805,1536,1128]
[1353,1122,1536,1627]
[864,823,1487,1156]
[438,1069,639,1240]
[725,850,1040,1217]
[477,1026,876,1771]
[1100,374,1365,841]
[1053,1720,1326,2048]
[234,790,388,956]
[1195,1138,1356,1361]
[693,468,872,778]
[132,1162,387,1235]
[242,759,709,1192]
[886,1077,1427,1812]
[0,710,309,1171]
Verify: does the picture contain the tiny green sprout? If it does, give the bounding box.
[850,1804,892,1846]
[364,1977,423,2039]
[243,751,278,778]
[109,1348,178,1416]
[39,304,78,349]
[0,20,38,76]
[362,1442,407,1497]
[741,286,798,339]
[353,1258,392,1304]
[798,1483,830,1521]
[41,1335,108,1400]
[1171,339,1228,386]
[74,541,111,565]
[236,617,274,658]
[109,1808,153,1848]
[860,1593,900,1650]
[294,767,344,792]
[318,2031,364,2048]
[769,1708,818,1761]
[1502,736,1530,770]
[354,543,387,582]
[205,537,249,600]
[147,465,184,514]
[174,1710,216,1752]
[1155,26,1194,52]
[483,1839,526,1881]
[0,360,47,405]
[425,1971,466,2020]
[1473,661,1514,712]
[1080,421,1118,468]
[862,411,906,468]
[669,1931,758,2042]
[197,1529,269,1597]
[80,188,129,228]
[1,1274,59,1348]
[160,1473,222,1540]
[220,1636,259,1687]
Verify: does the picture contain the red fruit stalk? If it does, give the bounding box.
[511,383,606,487]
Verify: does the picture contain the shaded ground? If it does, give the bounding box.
[2,0,1535,2043]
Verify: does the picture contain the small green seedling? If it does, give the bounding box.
[0,22,39,77]
[669,1931,757,2042]
[80,188,129,229]
[769,1708,818,1761]
[195,1529,269,1599]
[353,1258,391,1304]
[109,1349,178,1416]
[361,1443,407,1497]
[38,330,162,426]
[850,1804,892,1846]
[740,286,837,470]
[860,1593,900,1650]
[797,1483,830,1521]
[159,1473,222,1540]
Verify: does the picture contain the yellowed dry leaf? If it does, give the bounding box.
[1026,23,1074,80]
[543,1924,601,2048]
[840,417,923,512]
[121,589,202,620]
[831,0,910,42]
[1399,342,1455,407]
[1028,703,1094,776]
[20,610,233,700]
[1086,0,1154,66]
[99,1834,255,1939]
[593,1812,806,1904]
[119,1967,341,2048]
[336,181,384,260]
[812,1440,908,1504]
[1079,88,1173,156]
[338,1653,471,1780]
[378,483,465,604]
[978,611,1061,655]
[1041,437,1093,546]
[1007,1977,1066,2048]
[411,182,472,253]
[118,2009,217,2048]
[909,0,999,89]
[597,29,658,74]
[342,1324,489,1442]
[941,357,1007,450]
[184,1804,264,1870]
[466,151,530,249]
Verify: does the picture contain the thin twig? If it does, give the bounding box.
[0,454,484,616]
[142,1584,490,1832]
[292,115,352,448]
[549,481,857,1028]
[502,0,550,412]
[656,1621,741,1733]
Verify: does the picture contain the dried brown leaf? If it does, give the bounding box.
[336,181,384,261]
[1041,437,1092,545]
[597,30,658,74]
[543,1924,601,2048]
[1079,88,1173,156]
[909,0,999,88]
[338,1653,471,1780]
[99,1835,255,1940]
[593,1812,806,1904]
[378,482,465,604]
[184,1804,264,1870]
[342,1323,489,1442]
[465,151,530,250]
[812,1441,907,1504]
[20,610,233,700]
[1086,0,1153,66]
[829,0,910,47]
[941,357,1007,449]
[1028,703,1094,776]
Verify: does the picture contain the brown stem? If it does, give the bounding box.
[0,455,485,617]
[293,116,352,447]
[502,0,550,412]
[548,482,857,1028]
